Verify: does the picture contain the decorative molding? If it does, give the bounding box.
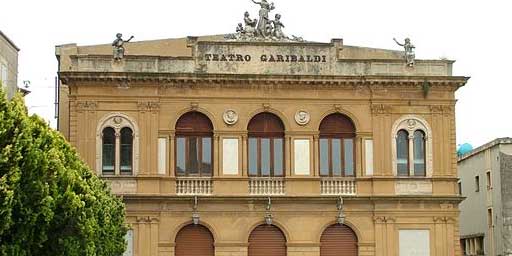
[373,216,396,224]
[190,102,199,111]
[262,103,271,111]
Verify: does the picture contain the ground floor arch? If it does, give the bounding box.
[320,224,358,256]
[175,224,214,256]
[248,224,287,256]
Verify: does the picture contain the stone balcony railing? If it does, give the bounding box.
[176,177,213,196]
[249,177,285,196]
[320,178,356,196]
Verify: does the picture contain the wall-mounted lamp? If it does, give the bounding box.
[336,196,345,225]
[192,196,200,225]
[264,196,273,225]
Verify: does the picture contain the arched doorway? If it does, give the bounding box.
[320,224,358,256]
[248,224,287,256]
[175,224,214,256]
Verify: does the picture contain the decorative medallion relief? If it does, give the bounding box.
[294,110,310,126]
[223,109,239,125]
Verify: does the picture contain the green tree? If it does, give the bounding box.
[0,87,127,255]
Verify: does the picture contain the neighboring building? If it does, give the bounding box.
[458,138,512,256]
[55,10,468,256]
[0,30,19,99]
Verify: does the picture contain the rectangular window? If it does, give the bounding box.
[488,208,493,227]
[202,137,212,175]
[102,143,115,174]
[249,138,258,176]
[458,181,462,195]
[176,137,186,175]
[123,229,133,256]
[261,138,271,176]
[187,137,199,175]
[319,139,329,176]
[273,138,283,176]
[331,138,342,176]
[344,139,354,176]
[120,143,133,175]
[475,175,480,192]
[176,137,212,176]
[486,171,492,190]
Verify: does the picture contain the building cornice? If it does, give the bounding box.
[59,71,469,89]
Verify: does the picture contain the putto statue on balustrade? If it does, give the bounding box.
[112,33,134,60]
[393,37,416,67]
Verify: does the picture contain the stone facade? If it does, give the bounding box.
[0,30,19,99]
[458,138,512,256]
[56,34,468,256]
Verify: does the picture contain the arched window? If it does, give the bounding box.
[247,113,285,177]
[392,116,432,177]
[96,113,139,176]
[319,113,356,177]
[102,127,116,175]
[413,130,426,176]
[175,112,213,177]
[396,130,409,176]
[120,127,133,175]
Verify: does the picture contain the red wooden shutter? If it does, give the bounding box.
[248,225,287,256]
[175,224,214,256]
[320,224,358,256]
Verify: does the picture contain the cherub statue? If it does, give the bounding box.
[243,11,258,37]
[393,37,416,67]
[272,14,286,39]
[112,33,134,60]
[251,0,275,37]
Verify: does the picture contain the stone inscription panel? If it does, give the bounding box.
[197,42,336,76]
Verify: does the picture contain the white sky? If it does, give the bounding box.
[1,0,510,148]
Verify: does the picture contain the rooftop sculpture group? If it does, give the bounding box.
[228,0,304,42]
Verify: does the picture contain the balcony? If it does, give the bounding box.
[321,178,356,195]
[249,178,285,195]
[176,177,213,196]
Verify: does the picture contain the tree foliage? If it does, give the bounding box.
[0,88,127,255]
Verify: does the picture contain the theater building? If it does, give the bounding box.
[56,17,468,255]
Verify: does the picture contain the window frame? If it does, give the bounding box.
[391,116,433,177]
[247,112,286,178]
[248,136,284,177]
[96,113,139,176]
[174,111,214,177]
[101,127,116,175]
[175,136,213,177]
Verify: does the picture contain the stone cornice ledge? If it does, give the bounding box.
[59,71,469,88]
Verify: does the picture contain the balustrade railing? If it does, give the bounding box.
[176,177,213,195]
[249,178,285,195]
[321,178,356,195]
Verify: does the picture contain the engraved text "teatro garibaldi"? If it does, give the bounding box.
[204,53,327,63]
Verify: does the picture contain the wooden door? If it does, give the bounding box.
[320,224,358,256]
[248,225,286,256]
[175,224,214,256]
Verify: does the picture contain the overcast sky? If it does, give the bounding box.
[1,0,510,148]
